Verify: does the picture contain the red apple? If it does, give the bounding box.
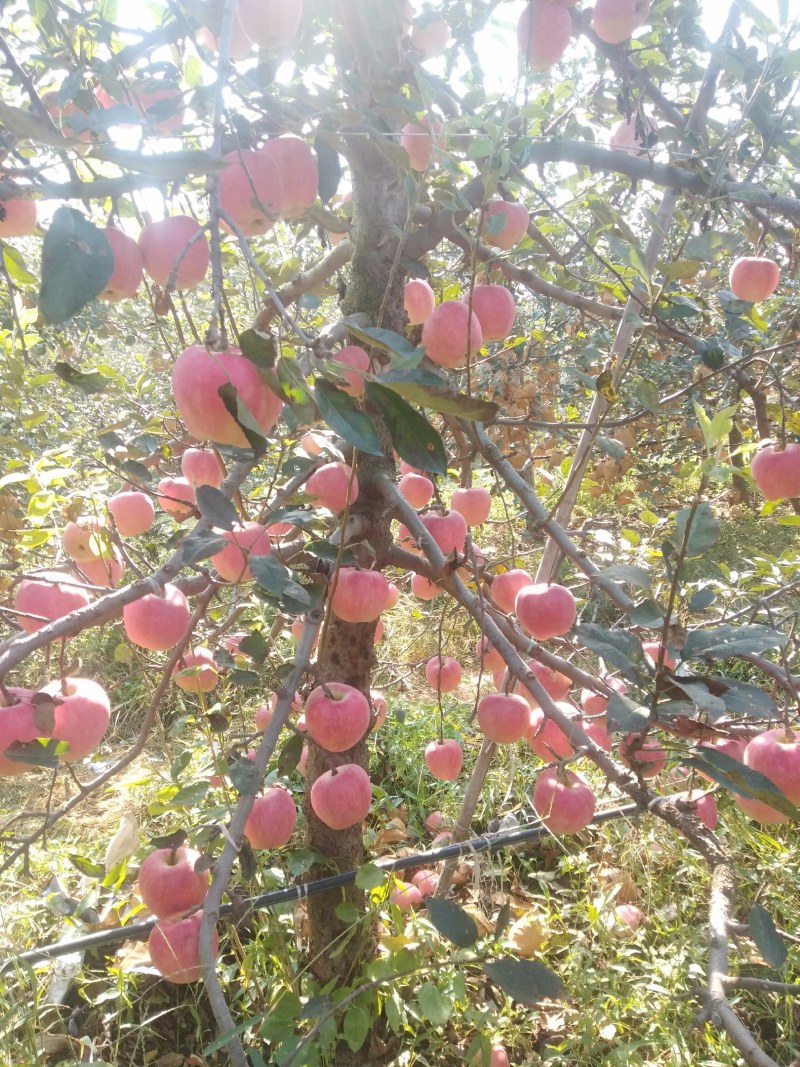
[331,345,370,396]
[607,903,645,936]
[211,522,270,582]
[411,16,450,57]
[386,583,400,609]
[37,677,110,761]
[306,461,359,513]
[172,344,283,448]
[0,692,40,775]
[697,737,747,783]
[117,79,185,135]
[400,117,443,171]
[515,583,576,640]
[425,738,463,780]
[750,443,800,501]
[477,692,531,743]
[304,682,370,752]
[517,0,572,69]
[591,0,651,44]
[107,490,155,536]
[14,571,91,635]
[411,573,444,600]
[260,134,318,217]
[181,448,226,489]
[77,548,125,588]
[476,636,505,672]
[609,114,656,154]
[463,284,516,342]
[580,674,628,717]
[620,732,666,778]
[480,199,529,251]
[329,567,391,623]
[642,640,676,670]
[391,882,423,910]
[0,196,37,238]
[138,845,210,919]
[236,0,302,48]
[425,655,463,693]
[199,6,253,59]
[100,227,144,302]
[173,647,219,693]
[423,810,447,832]
[527,702,578,762]
[411,868,439,897]
[62,517,106,562]
[450,486,491,526]
[743,728,800,804]
[310,762,372,830]
[138,215,210,290]
[729,257,781,303]
[733,791,789,825]
[244,786,298,849]
[123,583,190,651]
[491,569,533,613]
[219,148,284,236]
[157,476,195,522]
[421,509,468,556]
[370,689,388,730]
[399,471,435,508]
[404,278,436,324]
[421,300,483,369]
[148,912,218,984]
[532,766,596,833]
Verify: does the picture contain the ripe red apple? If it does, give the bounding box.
[391,881,423,910]
[148,912,218,984]
[173,647,219,693]
[199,6,252,59]
[411,868,439,897]
[423,810,447,832]
[620,732,666,778]
[733,792,788,825]
[38,677,110,761]
[100,226,144,302]
[477,692,531,744]
[425,655,463,693]
[42,90,93,147]
[116,80,185,135]
[306,461,359,513]
[476,636,505,672]
[491,569,532,613]
[421,300,483,369]
[138,845,210,919]
[172,344,283,448]
[219,148,284,236]
[607,903,645,936]
[78,547,126,588]
[411,15,450,56]
[386,582,400,609]
[425,738,463,780]
[580,674,628,717]
[469,1045,511,1067]
[329,567,391,623]
[310,762,372,830]
[157,476,196,522]
[138,215,210,290]
[463,284,516,343]
[14,571,91,635]
[532,766,596,833]
[674,789,718,831]
[480,199,529,251]
[515,583,577,640]
[399,471,435,508]
[421,509,468,556]
[0,693,40,775]
[211,522,270,582]
[609,114,656,154]
[244,786,298,849]
[450,486,491,526]
[260,134,318,217]
[0,196,37,238]
[123,583,190,651]
[400,117,443,171]
[591,0,651,44]
[107,490,155,536]
[181,448,226,489]
[743,728,800,804]
[642,640,677,670]
[236,0,302,48]
[527,703,578,762]
[63,517,105,562]
[404,278,436,324]
[517,0,572,69]
[750,443,800,501]
[331,345,370,396]
[305,682,370,752]
[697,737,747,783]
[411,573,443,600]
[729,257,781,302]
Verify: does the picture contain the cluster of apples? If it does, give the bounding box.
[698,729,800,825]
[516,0,651,72]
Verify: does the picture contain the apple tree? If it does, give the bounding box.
[1,0,800,1064]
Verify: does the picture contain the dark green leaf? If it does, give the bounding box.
[494,900,512,942]
[277,731,305,776]
[376,368,498,421]
[606,692,650,733]
[684,749,800,820]
[597,564,651,589]
[630,599,665,628]
[355,862,385,891]
[150,828,188,851]
[53,363,108,394]
[707,676,778,719]
[305,539,356,565]
[666,680,727,720]
[250,556,311,607]
[689,587,716,612]
[299,995,334,1020]
[39,206,114,324]
[239,328,277,370]
[195,485,238,531]
[343,1005,370,1052]
[181,528,228,564]
[682,624,786,660]
[607,234,651,287]
[344,322,423,367]
[230,668,261,686]
[671,502,720,556]
[425,897,479,948]
[483,958,566,1004]
[218,383,267,455]
[364,382,447,475]
[238,631,269,664]
[120,459,153,483]
[314,136,342,204]
[634,378,661,413]
[229,755,262,796]
[574,624,644,681]
[314,379,383,455]
[749,904,788,969]
[265,506,317,530]
[276,357,317,423]
[3,738,61,768]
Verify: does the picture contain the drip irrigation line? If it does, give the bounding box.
[7,803,640,968]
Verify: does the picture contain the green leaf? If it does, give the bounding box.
[574,624,644,682]
[425,897,479,948]
[630,599,665,628]
[666,680,727,720]
[276,357,317,424]
[218,383,267,455]
[684,749,800,820]
[707,676,777,719]
[376,369,498,422]
[239,328,277,370]
[671,502,720,557]
[343,1005,370,1052]
[305,539,356,566]
[693,402,738,452]
[250,556,311,608]
[634,378,660,414]
[417,982,452,1027]
[682,624,786,660]
[598,564,651,589]
[314,136,342,204]
[277,732,304,776]
[53,363,108,394]
[194,485,238,531]
[4,244,36,285]
[689,587,716,612]
[607,234,651,287]
[314,379,383,455]
[181,528,228,564]
[238,631,269,664]
[749,904,788,969]
[364,382,447,475]
[67,853,105,879]
[229,755,261,796]
[39,206,114,324]
[483,958,566,1004]
[606,692,650,734]
[355,862,385,891]
[343,322,423,367]
[685,230,739,261]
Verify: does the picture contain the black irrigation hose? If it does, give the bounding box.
[7,803,641,968]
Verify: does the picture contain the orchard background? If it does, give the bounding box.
[1,0,800,1064]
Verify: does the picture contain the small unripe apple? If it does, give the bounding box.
[517,0,572,69]
[750,443,800,501]
[173,647,219,693]
[138,845,210,919]
[421,301,483,369]
[157,476,195,522]
[515,583,576,640]
[14,571,91,635]
[211,522,270,583]
[425,738,463,780]
[107,490,155,536]
[244,786,298,849]
[148,913,218,984]
[138,215,210,290]
[307,462,359,513]
[123,583,190,651]
[480,199,529,250]
[729,257,780,302]
[450,486,491,526]
[329,567,391,623]
[399,471,435,509]
[181,448,226,489]
[477,692,531,743]
[532,766,596,833]
[491,569,532,613]
[305,682,370,752]
[310,763,372,830]
[425,655,462,693]
[404,278,436,324]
